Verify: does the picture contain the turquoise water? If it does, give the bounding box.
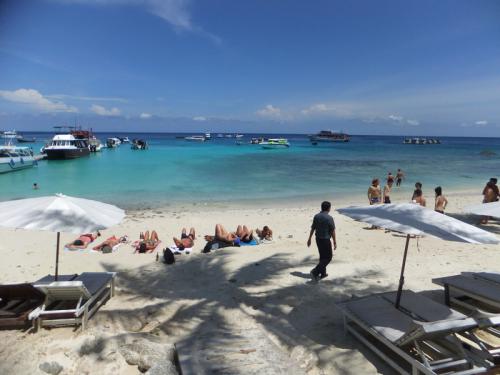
[1,133,499,209]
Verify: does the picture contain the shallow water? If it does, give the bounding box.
[1,133,499,208]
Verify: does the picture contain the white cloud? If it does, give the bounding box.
[0,88,78,113]
[475,120,488,125]
[47,94,127,102]
[388,114,403,122]
[53,0,221,43]
[140,112,152,119]
[406,119,420,126]
[256,104,282,119]
[90,104,121,116]
[192,116,206,121]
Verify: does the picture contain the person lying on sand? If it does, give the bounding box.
[204,224,240,245]
[93,235,128,253]
[136,230,160,253]
[235,225,254,243]
[256,225,273,241]
[173,227,195,250]
[66,231,100,249]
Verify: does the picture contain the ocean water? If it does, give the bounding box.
[1,132,499,209]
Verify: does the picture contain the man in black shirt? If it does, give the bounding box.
[307,201,337,282]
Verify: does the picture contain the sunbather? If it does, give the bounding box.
[93,235,127,253]
[204,224,239,245]
[173,227,195,250]
[235,225,254,243]
[135,230,160,253]
[66,231,101,250]
[256,225,273,241]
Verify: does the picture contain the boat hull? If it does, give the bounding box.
[310,137,349,143]
[0,158,36,174]
[45,148,90,160]
[261,144,290,149]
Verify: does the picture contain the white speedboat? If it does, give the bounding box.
[44,134,90,160]
[106,137,121,148]
[119,136,130,143]
[235,134,244,138]
[185,135,206,142]
[205,133,212,140]
[89,137,104,152]
[261,138,290,149]
[0,142,36,173]
[131,139,148,150]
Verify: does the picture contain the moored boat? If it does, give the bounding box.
[261,138,290,149]
[17,136,37,143]
[0,142,36,173]
[43,134,90,160]
[185,135,206,142]
[106,137,121,148]
[2,130,18,140]
[119,136,130,143]
[309,130,350,143]
[131,139,148,150]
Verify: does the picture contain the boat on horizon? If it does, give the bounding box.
[309,130,350,143]
[17,135,37,143]
[119,136,130,143]
[0,141,36,173]
[2,130,18,140]
[403,137,441,145]
[131,139,148,150]
[261,138,290,149]
[205,133,212,140]
[185,135,206,142]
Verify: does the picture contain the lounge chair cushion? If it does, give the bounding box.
[433,275,500,302]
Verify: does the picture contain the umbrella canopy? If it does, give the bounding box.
[338,203,498,244]
[0,193,124,234]
[464,201,500,218]
[0,194,125,279]
[337,203,498,308]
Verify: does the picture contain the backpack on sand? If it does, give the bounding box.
[163,248,175,264]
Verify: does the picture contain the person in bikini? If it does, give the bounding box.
[173,227,196,250]
[204,224,240,245]
[136,230,160,253]
[434,186,448,214]
[93,235,127,252]
[367,178,381,205]
[256,225,273,241]
[235,225,254,243]
[66,231,100,249]
[413,188,426,206]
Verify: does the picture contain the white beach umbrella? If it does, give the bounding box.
[337,203,498,308]
[464,201,500,218]
[0,194,125,280]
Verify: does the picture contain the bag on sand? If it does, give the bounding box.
[163,248,175,264]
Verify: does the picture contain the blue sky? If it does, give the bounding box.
[1,0,500,135]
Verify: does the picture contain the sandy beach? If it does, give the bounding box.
[0,187,499,374]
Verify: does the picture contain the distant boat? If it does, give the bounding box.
[17,136,36,143]
[119,136,130,143]
[2,130,18,140]
[261,138,290,149]
[216,133,224,138]
[403,137,441,145]
[235,134,244,138]
[131,139,148,150]
[89,137,103,152]
[185,135,206,142]
[225,134,234,138]
[250,137,265,144]
[309,130,350,143]
[205,133,212,140]
[106,137,121,148]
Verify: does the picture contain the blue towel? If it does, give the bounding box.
[240,238,258,246]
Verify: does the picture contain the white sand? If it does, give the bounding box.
[0,187,499,374]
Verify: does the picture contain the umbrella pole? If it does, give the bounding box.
[395,234,411,309]
[55,232,60,281]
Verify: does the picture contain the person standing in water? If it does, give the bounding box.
[396,169,404,187]
[307,201,337,283]
[383,178,394,204]
[434,186,448,214]
[367,178,382,205]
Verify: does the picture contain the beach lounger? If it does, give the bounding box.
[432,274,500,312]
[0,283,45,329]
[384,290,500,366]
[31,272,116,330]
[338,293,487,374]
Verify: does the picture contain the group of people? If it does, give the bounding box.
[202,224,273,252]
[367,171,449,214]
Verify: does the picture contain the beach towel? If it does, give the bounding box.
[64,246,87,252]
[240,238,258,246]
[168,245,193,255]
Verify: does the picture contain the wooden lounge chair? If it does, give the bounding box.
[31,272,116,330]
[338,293,487,374]
[432,274,500,312]
[0,283,45,329]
